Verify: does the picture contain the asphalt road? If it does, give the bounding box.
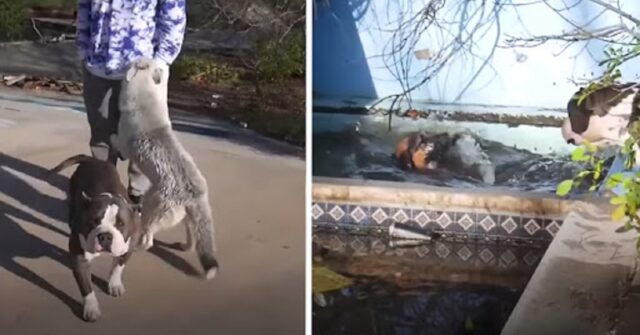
[0,86,306,335]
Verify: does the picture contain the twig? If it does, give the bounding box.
[31,18,43,42]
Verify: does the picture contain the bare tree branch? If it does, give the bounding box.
[362,0,640,126]
[589,0,640,26]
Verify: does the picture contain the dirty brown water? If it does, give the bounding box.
[313,126,603,194]
[313,233,529,335]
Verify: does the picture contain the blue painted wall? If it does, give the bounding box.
[313,0,640,109]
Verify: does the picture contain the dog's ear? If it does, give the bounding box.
[125,66,137,82]
[152,67,163,85]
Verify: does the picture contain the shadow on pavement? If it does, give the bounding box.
[0,201,82,318]
[150,240,201,277]
[0,152,69,233]
[0,153,109,320]
[0,152,204,310]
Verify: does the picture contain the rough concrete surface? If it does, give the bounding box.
[501,202,638,335]
[0,87,305,334]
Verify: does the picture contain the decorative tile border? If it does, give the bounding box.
[313,233,546,269]
[312,201,564,245]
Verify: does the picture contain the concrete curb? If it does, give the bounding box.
[501,201,638,334]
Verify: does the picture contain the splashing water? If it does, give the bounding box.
[313,127,590,193]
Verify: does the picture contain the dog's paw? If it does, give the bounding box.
[82,294,101,322]
[204,266,218,280]
[108,282,125,297]
[200,255,219,280]
[140,233,154,250]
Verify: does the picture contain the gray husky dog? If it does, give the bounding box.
[111,58,219,279]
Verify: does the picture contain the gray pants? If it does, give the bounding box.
[82,69,151,197]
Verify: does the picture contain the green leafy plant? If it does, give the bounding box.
[575,43,640,105]
[555,141,602,195]
[0,0,24,41]
[172,54,242,86]
[256,30,305,83]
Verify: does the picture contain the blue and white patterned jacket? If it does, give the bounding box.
[76,0,186,79]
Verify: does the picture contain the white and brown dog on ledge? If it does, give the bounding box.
[561,83,640,147]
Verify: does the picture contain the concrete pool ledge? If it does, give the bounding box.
[501,201,639,335]
[313,177,576,217]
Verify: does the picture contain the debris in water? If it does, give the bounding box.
[312,265,353,294]
[388,222,441,241]
[4,74,26,86]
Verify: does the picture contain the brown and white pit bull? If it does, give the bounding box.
[50,154,140,322]
[561,83,640,146]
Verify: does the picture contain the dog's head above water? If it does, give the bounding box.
[561,83,640,147]
[78,192,140,256]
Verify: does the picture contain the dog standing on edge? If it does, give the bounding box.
[50,154,140,322]
[111,58,219,280]
[561,83,640,146]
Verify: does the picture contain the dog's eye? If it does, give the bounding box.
[116,221,124,227]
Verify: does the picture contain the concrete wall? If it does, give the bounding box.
[313,0,640,109]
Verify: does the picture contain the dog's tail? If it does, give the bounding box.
[186,196,219,280]
[49,154,94,174]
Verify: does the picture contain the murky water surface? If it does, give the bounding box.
[313,126,603,193]
[313,270,521,335]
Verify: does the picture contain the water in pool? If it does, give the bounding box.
[313,280,520,335]
[313,118,610,193]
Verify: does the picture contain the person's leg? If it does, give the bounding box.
[128,162,151,205]
[82,69,121,165]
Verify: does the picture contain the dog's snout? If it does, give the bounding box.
[567,138,575,145]
[97,232,113,247]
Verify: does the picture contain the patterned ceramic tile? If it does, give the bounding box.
[370,207,392,226]
[313,233,544,272]
[349,205,368,224]
[436,212,454,229]
[500,249,517,267]
[478,247,495,264]
[311,203,325,220]
[523,250,541,266]
[312,201,564,246]
[457,245,473,261]
[371,239,386,254]
[477,214,498,233]
[435,243,451,258]
[415,245,430,258]
[500,216,519,234]
[349,237,367,253]
[545,219,561,238]
[327,204,347,222]
[456,213,475,231]
[413,210,431,228]
[523,218,541,236]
